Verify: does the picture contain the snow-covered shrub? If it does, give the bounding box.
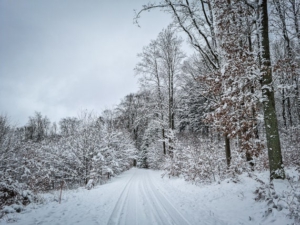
[146,144,165,169]
[162,130,183,177]
[0,178,35,218]
[0,110,138,215]
[16,141,54,192]
[162,130,272,184]
[139,120,165,169]
[284,173,300,222]
[85,179,95,190]
[254,171,300,223]
[57,112,137,185]
[164,136,226,183]
[0,116,37,218]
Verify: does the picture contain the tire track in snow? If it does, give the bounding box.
[147,170,228,225]
[139,172,166,225]
[108,169,192,225]
[144,170,192,225]
[107,169,137,225]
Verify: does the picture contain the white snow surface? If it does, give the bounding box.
[0,168,294,225]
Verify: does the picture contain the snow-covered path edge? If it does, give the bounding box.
[152,170,295,225]
[1,169,136,225]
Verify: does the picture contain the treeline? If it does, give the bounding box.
[0,111,136,213]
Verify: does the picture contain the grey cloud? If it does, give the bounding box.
[0,0,173,126]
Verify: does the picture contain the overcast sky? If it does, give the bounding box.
[0,0,178,126]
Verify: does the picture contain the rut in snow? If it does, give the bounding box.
[107,169,191,225]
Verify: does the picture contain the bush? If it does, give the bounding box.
[0,178,35,218]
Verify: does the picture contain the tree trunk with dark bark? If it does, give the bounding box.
[225,134,231,168]
[260,0,285,180]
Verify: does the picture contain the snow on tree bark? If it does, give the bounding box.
[260,0,285,179]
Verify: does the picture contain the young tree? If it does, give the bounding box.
[59,117,80,137]
[135,40,167,154]
[25,112,50,142]
[135,26,185,158]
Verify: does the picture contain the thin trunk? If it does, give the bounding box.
[255,0,262,68]
[273,0,292,57]
[154,54,166,155]
[287,97,293,126]
[246,152,254,168]
[225,134,231,167]
[260,0,285,179]
[294,75,300,122]
[171,65,174,130]
[282,87,287,128]
[291,0,300,46]
[162,128,166,154]
[289,1,300,119]
[59,181,64,204]
[168,70,173,130]
[298,96,300,122]
[276,0,300,124]
[85,157,88,185]
[221,0,232,170]
[248,25,259,165]
[168,59,174,154]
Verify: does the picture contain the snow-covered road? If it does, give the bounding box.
[1,168,294,225]
[107,168,192,225]
[1,168,225,225]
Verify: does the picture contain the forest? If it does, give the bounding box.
[1,0,300,222]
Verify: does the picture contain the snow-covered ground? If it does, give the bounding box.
[0,168,295,225]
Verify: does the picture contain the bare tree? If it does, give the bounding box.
[135,26,185,156]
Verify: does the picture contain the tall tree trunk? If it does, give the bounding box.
[260,0,285,179]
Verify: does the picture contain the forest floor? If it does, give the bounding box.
[0,168,296,225]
